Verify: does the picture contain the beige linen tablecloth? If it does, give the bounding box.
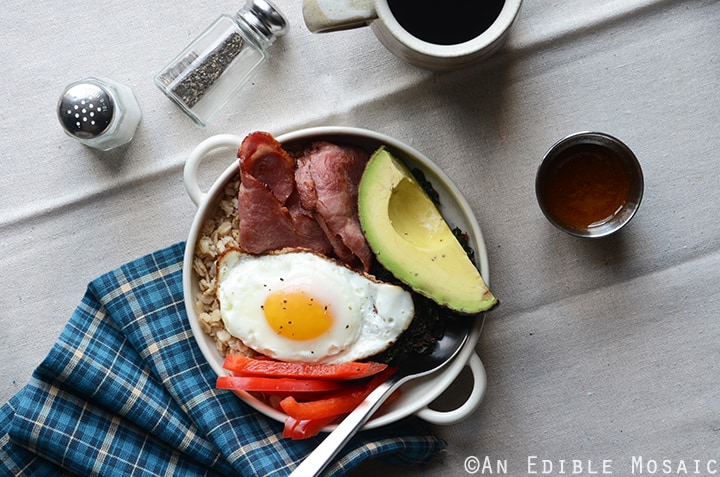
[2,0,719,475]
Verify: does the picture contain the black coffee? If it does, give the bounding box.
[387,0,505,45]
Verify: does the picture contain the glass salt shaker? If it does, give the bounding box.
[57,77,142,151]
[154,0,289,127]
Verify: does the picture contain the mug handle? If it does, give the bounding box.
[415,352,487,425]
[184,134,244,206]
[302,0,377,33]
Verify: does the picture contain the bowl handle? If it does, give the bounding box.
[415,352,487,425]
[184,134,244,206]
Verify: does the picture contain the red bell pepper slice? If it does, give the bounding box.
[222,354,388,380]
[216,375,346,393]
[283,415,337,440]
[281,385,403,439]
[279,367,397,420]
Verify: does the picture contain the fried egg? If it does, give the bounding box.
[216,248,414,364]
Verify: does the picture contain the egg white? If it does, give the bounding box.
[216,249,414,364]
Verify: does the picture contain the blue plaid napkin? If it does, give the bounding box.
[0,242,443,476]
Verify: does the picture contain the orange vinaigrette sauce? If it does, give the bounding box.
[542,144,632,229]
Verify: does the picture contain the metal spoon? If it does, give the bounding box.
[289,317,472,477]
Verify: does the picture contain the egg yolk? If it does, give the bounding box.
[263,290,333,340]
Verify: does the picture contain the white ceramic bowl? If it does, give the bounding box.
[182,126,489,430]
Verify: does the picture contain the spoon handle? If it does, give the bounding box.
[289,375,401,477]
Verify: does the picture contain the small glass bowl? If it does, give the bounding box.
[536,132,644,238]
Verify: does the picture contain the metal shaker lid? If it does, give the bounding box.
[239,0,289,43]
[58,81,114,139]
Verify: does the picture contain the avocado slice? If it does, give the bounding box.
[358,147,497,315]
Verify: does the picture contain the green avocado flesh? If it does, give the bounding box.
[358,147,498,315]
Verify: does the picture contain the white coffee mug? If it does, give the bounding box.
[303,0,522,71]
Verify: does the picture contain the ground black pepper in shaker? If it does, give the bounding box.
[154,0,288,126]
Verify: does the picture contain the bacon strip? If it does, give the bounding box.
[236,132,373,271]
[237,132,331,255]
[295,141,373,271]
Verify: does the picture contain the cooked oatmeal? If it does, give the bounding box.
[191,177,256,357]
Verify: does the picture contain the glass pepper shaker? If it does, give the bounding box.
[57,77,142,151]
[154,0,289,127]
